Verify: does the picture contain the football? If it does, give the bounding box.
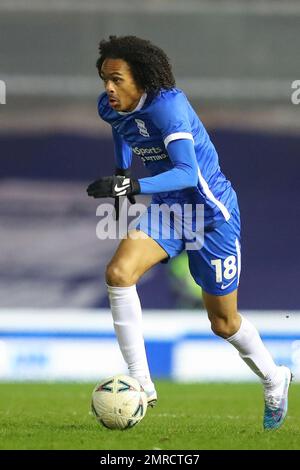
[91,374,148,430]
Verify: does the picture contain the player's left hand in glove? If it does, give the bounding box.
[114,168,137,221]
[86,175,141,199]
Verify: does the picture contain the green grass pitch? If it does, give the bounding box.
[0,381,299,450]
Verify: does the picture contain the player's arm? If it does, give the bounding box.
[112,128,132,172]
[97,91,131,172]
[86,137,198,198]
[112,129,136,219]
[112,126,136,199]
[138,91,198,193]
[92,93,137,205]
[87,92,198,198]
[87,129,139,199]
[137,138,198,193]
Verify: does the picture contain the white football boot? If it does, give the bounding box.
[263,365,293,430]
[145,389,157,408]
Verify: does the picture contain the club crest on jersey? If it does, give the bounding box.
[135,119,150,137]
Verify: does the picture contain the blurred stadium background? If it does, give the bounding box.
[0,0,299,383]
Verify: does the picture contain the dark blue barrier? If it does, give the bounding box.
[1,130,299,310]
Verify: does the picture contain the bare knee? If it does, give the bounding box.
[203,290,240,339]
[105,261,139,287]
[209,314,241,339]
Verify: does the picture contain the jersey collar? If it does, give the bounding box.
[117,93,147,115]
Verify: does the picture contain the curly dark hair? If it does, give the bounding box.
[96,35,175,95]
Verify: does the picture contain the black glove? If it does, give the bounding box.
[115,168,137,205]
[86,175,140,199]
[114,168,137,221]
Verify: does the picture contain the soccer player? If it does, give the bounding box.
[87,35,292,430]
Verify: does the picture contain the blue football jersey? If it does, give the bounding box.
[98,88,238,228]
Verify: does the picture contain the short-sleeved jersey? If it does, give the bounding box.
[98,88,238,229]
